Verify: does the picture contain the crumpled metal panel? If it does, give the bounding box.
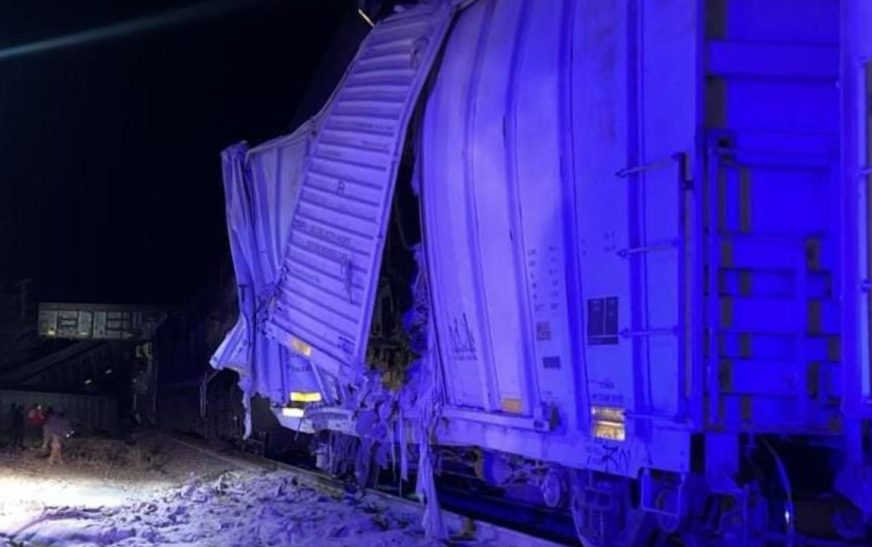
[211,127,322,411]
[210,143,256,375]
[264,2,457,381]
[210,316,247,373]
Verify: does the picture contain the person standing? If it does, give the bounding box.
[25,403,45,448]
[9,404,24,449]
[40,407,54,452]
[43,410,72,466]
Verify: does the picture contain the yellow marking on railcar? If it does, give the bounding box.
[720,240,733,267]
[805,237,821,271]
[739,270,752,296]
[827,337,841,361]
[718,359,733,392]
[738,165,751,233]
[290,336,313,357]
[739,333,752,358]
[808,300,822,335]
[807,362,821,398]
[720,298,733,328]
[290,392,322,403]
[500,398,522,414]
[740,396,752,423]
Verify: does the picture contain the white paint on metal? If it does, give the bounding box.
[265,2,457,381]
[413,0,697,477]
[421,0,580,425]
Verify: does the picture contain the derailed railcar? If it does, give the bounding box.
[211,126,327,434]
[213,0,872,544]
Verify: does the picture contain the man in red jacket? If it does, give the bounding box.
[25,403,45,448]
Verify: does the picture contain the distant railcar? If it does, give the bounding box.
[212,0,872,544]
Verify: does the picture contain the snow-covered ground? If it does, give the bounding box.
[0,434,492,547]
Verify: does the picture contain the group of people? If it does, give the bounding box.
[7,402,73,465]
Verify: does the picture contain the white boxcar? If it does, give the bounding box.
[214,0,872,544]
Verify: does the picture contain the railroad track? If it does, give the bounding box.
[169,436,573,546]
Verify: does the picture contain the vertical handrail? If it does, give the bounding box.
[796,239,811,421]
[862,58,872,409]
[844,57,872,418]
[705,142,724,428]
[675,152,694,422]
[707,145,758,427]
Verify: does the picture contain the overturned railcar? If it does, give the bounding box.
[212,0,872,544]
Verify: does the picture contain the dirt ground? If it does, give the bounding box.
[0,433,472,547]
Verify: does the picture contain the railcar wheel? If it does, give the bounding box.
[541,467,568,509]
[830,495,866,541]
[714,487,769,546]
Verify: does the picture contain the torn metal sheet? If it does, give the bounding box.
[264,1,457,383]
[210,127,323,431]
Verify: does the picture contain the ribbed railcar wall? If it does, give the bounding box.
[211,127,323,408]
[247,133,323,402]
[571,0,697,434]
[421,0,693,477]
[264,2,457,383]
[421,0,849,473]
[422,0,575,422]
[212,0,867,483]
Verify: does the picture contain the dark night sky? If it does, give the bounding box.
[0,0,350,306]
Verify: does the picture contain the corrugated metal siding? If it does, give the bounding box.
[247,131,323,402]
[421,0,581,425]
[419,0,694,476]
[211,143,258,375]
[211,126,323,406]
[265,2,457,381]
[210,318,247,373]
[0,389,119,435]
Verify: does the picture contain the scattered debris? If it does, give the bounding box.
[0,433,501,546]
